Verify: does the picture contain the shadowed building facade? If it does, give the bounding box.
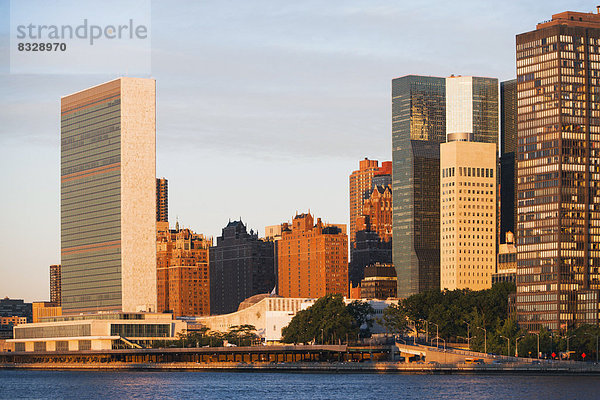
[392,75,445,297]
[500,79,518,240]
[515,11,600,330]
[210,221,275,315]
[60,78,156,314]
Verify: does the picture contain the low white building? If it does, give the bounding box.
[191,294,399,342]
[8,312,186,352]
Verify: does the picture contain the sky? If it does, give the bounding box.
[0,0,591,302]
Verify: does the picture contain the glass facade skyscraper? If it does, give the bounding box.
[515,12,600,331]
[60,78,156,314]
[392,75,446,297]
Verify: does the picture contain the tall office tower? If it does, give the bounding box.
[515,11,600,331]
[49,264,61,306]
[445,76,499,145]
[156,178,168,222]
[61,78,157,314]
[210,220,275,315]
[277,213,348,298]
[392,75,445,297]
[440,141,497,290]
[500,79,518,241]
[156,222,211,317]
[349,159,391,245]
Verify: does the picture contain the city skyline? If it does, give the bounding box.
[0,1,588,302]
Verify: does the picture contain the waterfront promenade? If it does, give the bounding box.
[1,343,599,374]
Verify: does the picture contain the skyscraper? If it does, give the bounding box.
[445,76,499,145]
[156,177,168,222]
[60,78,156,314]
[440,141,497,290]
[49,264,61,306]
[210,220,275,315]
[515,11,600,331]
[277,213,348,298]
[392,75,445,297]
[500,79,518,241]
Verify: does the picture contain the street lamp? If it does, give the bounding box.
[562,334,575,358]
[419,319,429,343]
[463,321,471,350]
[476,326,487,354]
[583,333,599,363]
[457,335,476,350]
[430,322,440,348]
[500,335,510,356]
[531,332,540,359]
[515,335,524,357]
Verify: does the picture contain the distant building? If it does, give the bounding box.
[360,263,397,299]
[440,140,497,291]
[61,78,156,314]
[277,213,348,298]
[494,232,516,285]
[349,159,391,245]
[32,302,62,323]
[210,220,275,315]
[0,316,27,326]
[0,298,32,323]
[156,178,168,222]
[157,222,211,317]
[349,230,392,287]
[49,264,61,306]
[356,185,392,243]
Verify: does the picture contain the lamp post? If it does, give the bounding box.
[584,333,599,363]
[463,321,471,350]
[515,335,524,357]
[476,326,487,354]
[563,334,575,358]
[430,322,440,348]
[419,319,429,343]
[321,329,324,345]
[457,335,476,350]
[531,332,540,359]
[500,335,510,356]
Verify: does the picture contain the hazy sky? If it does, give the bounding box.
[0,0,590,301]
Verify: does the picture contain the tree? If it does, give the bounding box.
[380,303,408,335]
[281,294,356,344]
[347,300,375,337]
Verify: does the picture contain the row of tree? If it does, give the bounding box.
[152,324,260,348]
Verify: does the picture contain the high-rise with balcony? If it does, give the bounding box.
[61,78,156,314]
[515,11,600,331]
[392,75,445,297]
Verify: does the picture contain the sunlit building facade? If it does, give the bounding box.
[440,141,497,290]
[515,11,600,330]
[61,78,157,314]
[157,222,211,317]
[277,213,348,298]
